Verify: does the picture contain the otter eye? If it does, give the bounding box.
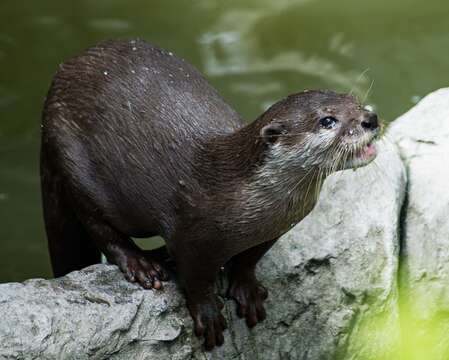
[319,116,338,129]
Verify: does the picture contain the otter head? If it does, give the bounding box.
[259,90,380,174]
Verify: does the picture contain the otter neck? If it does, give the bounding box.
[200,119,327,206]
[195,119,329,240]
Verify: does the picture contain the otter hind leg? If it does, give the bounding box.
[41,156,101,277]
[41,145,169,286]
[76,216,170,289]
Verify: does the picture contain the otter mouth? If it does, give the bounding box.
[348,139,378,169]
[355,141,377,161]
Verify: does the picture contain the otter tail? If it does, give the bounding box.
[40,143,101,277]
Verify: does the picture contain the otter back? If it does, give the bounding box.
[42,39,243,236]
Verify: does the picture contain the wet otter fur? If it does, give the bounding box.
[41,39,380,350]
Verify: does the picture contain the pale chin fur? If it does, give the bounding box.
[340,143,377,170]
[333,132,379,171]
[296,128,379,172]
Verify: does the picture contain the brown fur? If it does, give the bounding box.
[41,39,379,350]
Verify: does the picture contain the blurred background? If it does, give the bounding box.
[0,0,448,282]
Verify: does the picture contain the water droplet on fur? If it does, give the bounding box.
[103,71,108,75]
[179,180,186,187]
[168,51,173,56]
[131,70,135,74]
[132,47,137,51]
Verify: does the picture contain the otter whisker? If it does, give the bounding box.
[256,131,311,139]
[327,150,340,177]
[362,78,375,104]
[336,144,347,170]
[300,167,320,215]
[289,166,317,200]
[314,165,326,203]
[335,143,348,170]
[341,145,351,171]
[349,67,371,98]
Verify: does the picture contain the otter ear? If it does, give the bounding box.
[260,123,287,144]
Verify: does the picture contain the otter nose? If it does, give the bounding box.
[361,112,379,130]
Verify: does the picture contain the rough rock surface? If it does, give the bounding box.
[0,138,406,360]
[8,89,449,359]
[389,88,449,357]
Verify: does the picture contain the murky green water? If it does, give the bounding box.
[0,0,448,282]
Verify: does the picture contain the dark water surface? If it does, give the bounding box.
[1,0,448,281]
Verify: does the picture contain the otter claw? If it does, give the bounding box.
[228,278,268,328]
[115,251,168,290]
[187,296,227,350]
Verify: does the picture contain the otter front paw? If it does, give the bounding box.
[228,277,268,327]
[187,295,227,351]
[112,250,169,289]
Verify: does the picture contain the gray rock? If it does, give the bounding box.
[0,266,188,360]
[8,88,449,359]
[0,137,406,360]
[389,88,449,358]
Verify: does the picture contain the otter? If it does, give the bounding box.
[41,39,380,350]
